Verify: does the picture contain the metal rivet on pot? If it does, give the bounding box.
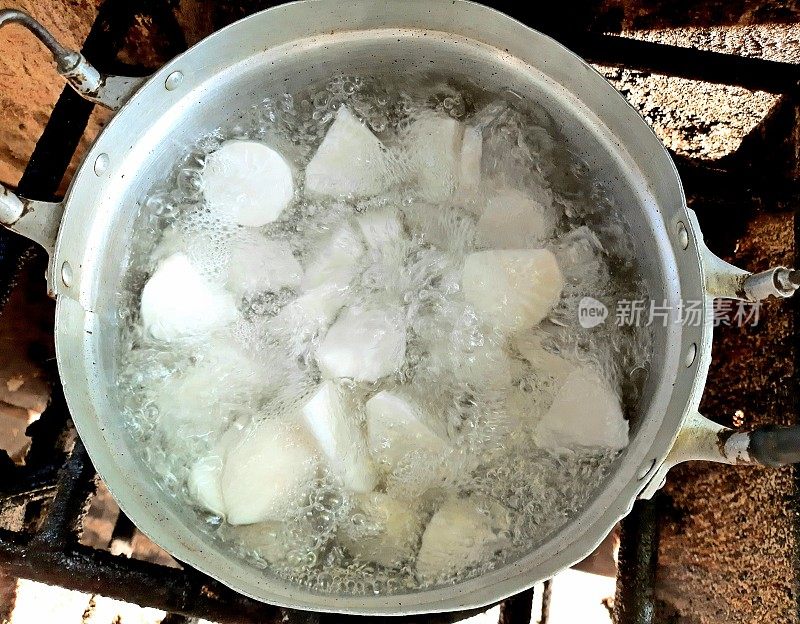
[93,153,109,176]
[61,261,73,287]
[676,221,689,250]
[637,459,656,480]
[165,71,183,91]
[685,342,697,367]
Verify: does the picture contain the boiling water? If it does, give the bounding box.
[116,74,652,595]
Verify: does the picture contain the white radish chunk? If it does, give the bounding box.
[514,332,574,385]
[339,492,424,566]
[356,209,404,250]
[301,381,378,493]
[476,188,556,249]
[416,496,510,582]
[227,236,302,297]
[365,391,448,467]
[316,307,406,382]
[268,283,348,340]
[141,252,238,342]
[221,420,319,525]
[408,114,465,201]
[535,367,628,452]
[454,340,512,390]
[230,521,308,563]
[188,455,225,516]
[202,140,294,227]
[153,338,262,439]
[459,125,483,190]
[305,107,389,198]
[462,249,563,334]
[301,225,364,292]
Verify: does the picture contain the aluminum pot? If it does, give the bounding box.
[1,1,798,615]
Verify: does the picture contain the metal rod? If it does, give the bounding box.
[31,438,96,547]
[498,588,534,624]
[568,32,800,95]
[614,499,659,624]
[0,9,74,68]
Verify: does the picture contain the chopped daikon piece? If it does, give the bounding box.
[141,252,238,342]
[153,337,262,437]
[514,332,574,384]
[188,455,225,516]
[339,492,424,566]
[301,381,378,493]
[535,367,628,452]
[365,390,448,467]
[230,521,306,563]
[202,140,294,227]
[301,225,364,292]
[462,249,563,334]
[408,114,464,201]
[454,340,512,390]
[356,209,404,250]
[227,236,302,297]
[305,107,389,198]
[476,188,556,248]
[316,307,406,382]
[268,283,348,340]
[416,496,510,582]
[459,125,482,190]
[221,420,319,525]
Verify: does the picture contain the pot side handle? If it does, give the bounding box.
[0,9,146,110]
[640,411,800,499]
[0,183,63,255]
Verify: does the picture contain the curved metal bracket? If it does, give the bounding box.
[640,411,800,499]
[687,209,799,301]
[0,9,145,110]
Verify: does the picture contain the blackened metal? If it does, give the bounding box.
[749,425,800,468]
[160,613,197,624]
[540,580,552,624]
[568,33,800,94]
[614,499,659,624]
[498,589,534,624]
[109,510,137,551]
[31,438,96,546]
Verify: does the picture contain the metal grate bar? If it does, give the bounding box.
[613,499,659,624]
[571,33,800,94]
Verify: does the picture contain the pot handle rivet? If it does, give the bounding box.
[165,71,183,91]
[684,343,697,367]
[61,261,73,287]
[94,153,109,176]
[676,221,689,250]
